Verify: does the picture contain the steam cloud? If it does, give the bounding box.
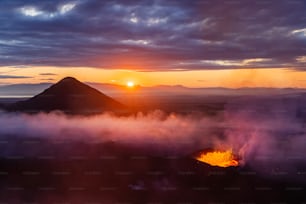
[0,110,219,155]
[0,104,306,176]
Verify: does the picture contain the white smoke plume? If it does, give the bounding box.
[0,105,305,176]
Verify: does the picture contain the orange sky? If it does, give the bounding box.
[0,66,305,88]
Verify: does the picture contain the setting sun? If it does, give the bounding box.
[126,81,135,88]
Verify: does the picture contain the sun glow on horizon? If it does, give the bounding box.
[2,66,306,88]
[126,81,135,88]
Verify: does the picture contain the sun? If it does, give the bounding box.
[126,81,135,88]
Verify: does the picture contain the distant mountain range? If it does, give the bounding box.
[1,81,306,98]
[0,83,52,97]
[6,77,126,114]
[1,77,306,115]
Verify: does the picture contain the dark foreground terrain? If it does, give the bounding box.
[0,137,305,203]
[1,88,306,203]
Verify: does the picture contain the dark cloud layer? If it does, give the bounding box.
[0,75,32,79]
[39,73,57,76]
[0,0,306,70]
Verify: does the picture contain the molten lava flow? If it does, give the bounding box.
[195,149,239,168]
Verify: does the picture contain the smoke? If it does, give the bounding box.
[0,110,221,155]
[0,100,306,177]
[220,98,306,176]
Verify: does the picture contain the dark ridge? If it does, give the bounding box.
[7,77,127,114]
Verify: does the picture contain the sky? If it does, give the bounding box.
[0,0,306,87]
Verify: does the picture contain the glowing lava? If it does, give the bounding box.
[194,149,239,168]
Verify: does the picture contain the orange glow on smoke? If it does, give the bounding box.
[195,149,239,168]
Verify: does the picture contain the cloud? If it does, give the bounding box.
[41,78,55,81]
[19,6,45,17]
[0,111,213,155]
[39,73,57,76]
[18,2,77,18]
[0,75,32,79]
[0,0,305,70]
[0,98,306,180]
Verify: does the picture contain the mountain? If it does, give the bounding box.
[7,77,126,114]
